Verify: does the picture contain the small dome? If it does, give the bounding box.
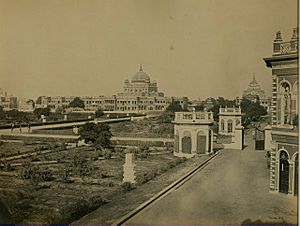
[131,65,150,83]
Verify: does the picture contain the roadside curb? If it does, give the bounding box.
[112,151,220,226]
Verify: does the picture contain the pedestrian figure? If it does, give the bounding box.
[10,123,14,133]
[27,123,31,133]
[19,124,22,133]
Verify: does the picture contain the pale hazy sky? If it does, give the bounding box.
[0,0,298,100]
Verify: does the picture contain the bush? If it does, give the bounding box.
[114,147,125,159]
[20,163,54,187]
[121,182,135,192]
[102,149,112,159]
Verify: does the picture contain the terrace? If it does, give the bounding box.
[173,111,214,124]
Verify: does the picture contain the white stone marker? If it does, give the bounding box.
[123,153,136,183]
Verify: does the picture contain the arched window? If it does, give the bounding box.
[228,120,233,133]
[280,81,292,125]
[221,119,225,131]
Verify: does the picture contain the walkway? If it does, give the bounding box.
[125,149,297,224]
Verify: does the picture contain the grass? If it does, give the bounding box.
[0,142,187,224]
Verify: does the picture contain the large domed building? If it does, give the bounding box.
[118,65,163,97]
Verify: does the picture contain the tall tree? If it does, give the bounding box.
[240,98,267,127]
[79,122,112,150]
[69,97,85,109]
[166,101,184,113]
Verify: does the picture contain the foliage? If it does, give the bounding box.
[121,182,135,192]
[137,144,150,159]
[157,112,173,123]
[20,162,54,187]
[34,107,51,118]
[69,151,91,176]
[95,108,104,118]
[209,97,237,121]
[69,97,85,109]
[195,103,205,111]
[0,106,5,120]
[2,109,30,123]
[101,148,112,159]
[79,122,112,150]
[166,101,186,113]
[240,98,267,127]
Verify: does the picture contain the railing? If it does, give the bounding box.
[219,108,241,114]
[273,40,298,56]
[174,112,213,123]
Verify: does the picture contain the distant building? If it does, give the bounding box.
[0,88,18,111]
[263,28,298,196]
[18,99,34,112]
[34,65,188,113]
[242,75,271,113]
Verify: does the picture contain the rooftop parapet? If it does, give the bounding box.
[219,106,241,115]
[173,111,213,124]
[273,28,298,56]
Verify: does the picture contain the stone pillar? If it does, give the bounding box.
[264,125,272,150]
[234,126,243,150]
[178,131,182,153]
[288,160,294,195]
[64,115,68,120]
[123,153,136,183]
[210,130,214,153]
[191,130,197,154]
[205,130,209,153]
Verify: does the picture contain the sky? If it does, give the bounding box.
[0,0,298,100]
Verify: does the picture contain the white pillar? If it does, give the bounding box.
[123,153,136,183]
[264,125,272,150]
[191,130,197,154]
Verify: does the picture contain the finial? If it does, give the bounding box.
[292,28,298,40]
[275,31,283,42]
[139,64,143,71]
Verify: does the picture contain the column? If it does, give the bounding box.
[191,130,197,154]
[288,160,294,195]
[264,125,272,150]
[178,129,182,153]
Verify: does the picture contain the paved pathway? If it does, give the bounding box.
[126,149,297,225]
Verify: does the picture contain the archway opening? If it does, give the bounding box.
[279,151,289,194]
[182,131,191,154]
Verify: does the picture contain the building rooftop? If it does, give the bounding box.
[173,111,214,125]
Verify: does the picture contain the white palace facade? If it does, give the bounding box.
[35,65,188,113]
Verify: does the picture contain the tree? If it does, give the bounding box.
[0,106,5,120]
[240,98,267,127]
[34,107,51,118]
[195,104,205,111]
[79,122,112,150]
[69,97,85,109]
[209,97,237,121]
[95,108,104,118]
[166,101,184,113]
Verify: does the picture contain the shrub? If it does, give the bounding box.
[114,147,125,159]
[102,148,112,159]
[121,182,135,192]
[20,163,54,187]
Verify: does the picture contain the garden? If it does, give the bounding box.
[0,138,187,224]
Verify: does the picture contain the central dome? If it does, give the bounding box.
[131,65,150,83]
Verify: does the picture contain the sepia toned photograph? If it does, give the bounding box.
[0,0,298,225]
